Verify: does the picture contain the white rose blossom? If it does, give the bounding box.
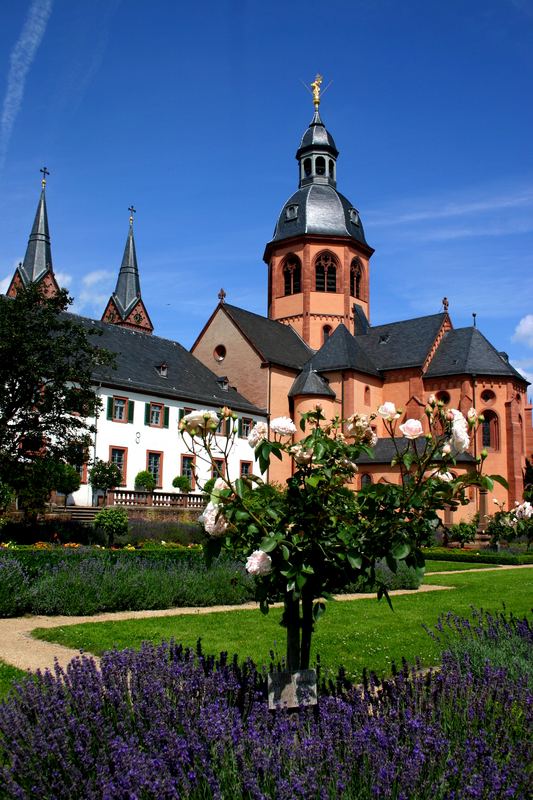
[514,501,533,519]
[181,409,219,434]
[248,421,268,448]
[438,471,454,482]
[449,409,470,455]
[377,402,401,421]
[290,444,314,465]
[270,416,297,437]
[245,549,272,576]
[199,501,228,537]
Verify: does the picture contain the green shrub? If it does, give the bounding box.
[93,507,129,546]
[447,515,478,548]
[202,477,216,496]
[134,471,155,492]
[172,475,191,492]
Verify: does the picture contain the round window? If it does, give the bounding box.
[436,391,451,405]
[213,345,226,362]
[480,389,496,405]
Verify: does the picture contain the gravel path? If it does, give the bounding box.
[1,564,531,674]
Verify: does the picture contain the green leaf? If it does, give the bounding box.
[281,544,290,560]
[313,601,326,621]
[305,474,321,488]
[402,452,414,470]
[347,554,362,570]
[234,510,250,522]
[259,537,278,553]
[489,474,509,490]
[391,542,410,560]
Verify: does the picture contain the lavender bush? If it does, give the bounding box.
[0,611,530,799]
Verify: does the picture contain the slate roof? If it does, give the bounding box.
[73,314,264,414]
[112,225,142,318]
[20,188,53,286]
[356,438,476,465]
[425,327,528,383]
[310,323,380,376]
[356,313,448,371]
[270,184,368,246]
[222,303,313,370]
[296,110,339,158]
[288,365,336,398]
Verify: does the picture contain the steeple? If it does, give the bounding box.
[6,167,60,298]
[101,207,153,334]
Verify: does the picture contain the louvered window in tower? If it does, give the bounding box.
[315,253,337,292]
[283,255,301,296]
[350,259,362,298]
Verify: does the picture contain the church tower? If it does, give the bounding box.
[263,76,374,350]
[7,168,60,298]
[101,207,153,334]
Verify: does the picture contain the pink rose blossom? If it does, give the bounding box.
[399,419,424,439]
[245,549,272,576]
[514,501,532,519]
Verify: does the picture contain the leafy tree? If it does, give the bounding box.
[172,475,191,493]
[93,506,129,546]
[89,459,122,505]
[134,470,156,492]
[54,463,82,507]
[523,458,533,502]
[0,284,113,490]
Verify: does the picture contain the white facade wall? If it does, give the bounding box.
[72,386,265,506]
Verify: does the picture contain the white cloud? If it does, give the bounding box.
[71,269,114,315]
[55,271,72,288]
[0,274,11,294]
[512,359,533,386]
[81,270,111,289]
[512,315,533,349]
[0,0,53,172]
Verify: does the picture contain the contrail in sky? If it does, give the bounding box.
[0,0,53,172]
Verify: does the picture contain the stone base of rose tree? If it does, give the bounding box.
[268,670,317,710]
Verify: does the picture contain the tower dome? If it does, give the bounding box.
[268,109,367,248]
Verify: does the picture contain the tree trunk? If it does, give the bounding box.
[285,594,301,672]
[300,590,314,670]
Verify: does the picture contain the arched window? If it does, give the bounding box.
[322,325,332,343]
[328,159,335,178]
[316,156,326,176]
[364,386,371,405]
[350,259,363,298]
[360,473,372,488]
[282,255,301,296]
[481,410,499,450]
[315,252,337,293]
[304,158,312,177]
[436,390,451,405]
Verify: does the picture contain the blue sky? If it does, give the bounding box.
[1,0,532,386]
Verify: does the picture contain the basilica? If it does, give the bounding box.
[5,82,532,520]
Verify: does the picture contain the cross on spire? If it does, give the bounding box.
[128,205,136,226]
[218,288,226,303]
[40,166,50,188]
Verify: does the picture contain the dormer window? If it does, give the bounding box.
[216,376,229,392]
[349,208,361,227]
[285,204,298,221]
[379,334,390,344]
[157,362,168,378]
[316,156,326,176]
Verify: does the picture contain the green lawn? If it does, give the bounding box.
[32,568,532,682]
[424,560,495,572]
[0,660,27,701]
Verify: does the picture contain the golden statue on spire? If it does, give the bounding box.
[310,74,323,109]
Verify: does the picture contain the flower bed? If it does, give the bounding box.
[0,610,530,799]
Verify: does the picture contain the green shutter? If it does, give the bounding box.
[145,403,150,425]
[225,418,232,436]
[238,418,242,437]
[128,400,135,423]
[107,397,113,420]
[178,408,185,422]
[164,406,169,428]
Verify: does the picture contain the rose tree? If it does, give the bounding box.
[180,401,504,673]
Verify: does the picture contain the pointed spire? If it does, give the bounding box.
[102,206,153,334]
[112,210,141,317]
[19,169,53,286]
